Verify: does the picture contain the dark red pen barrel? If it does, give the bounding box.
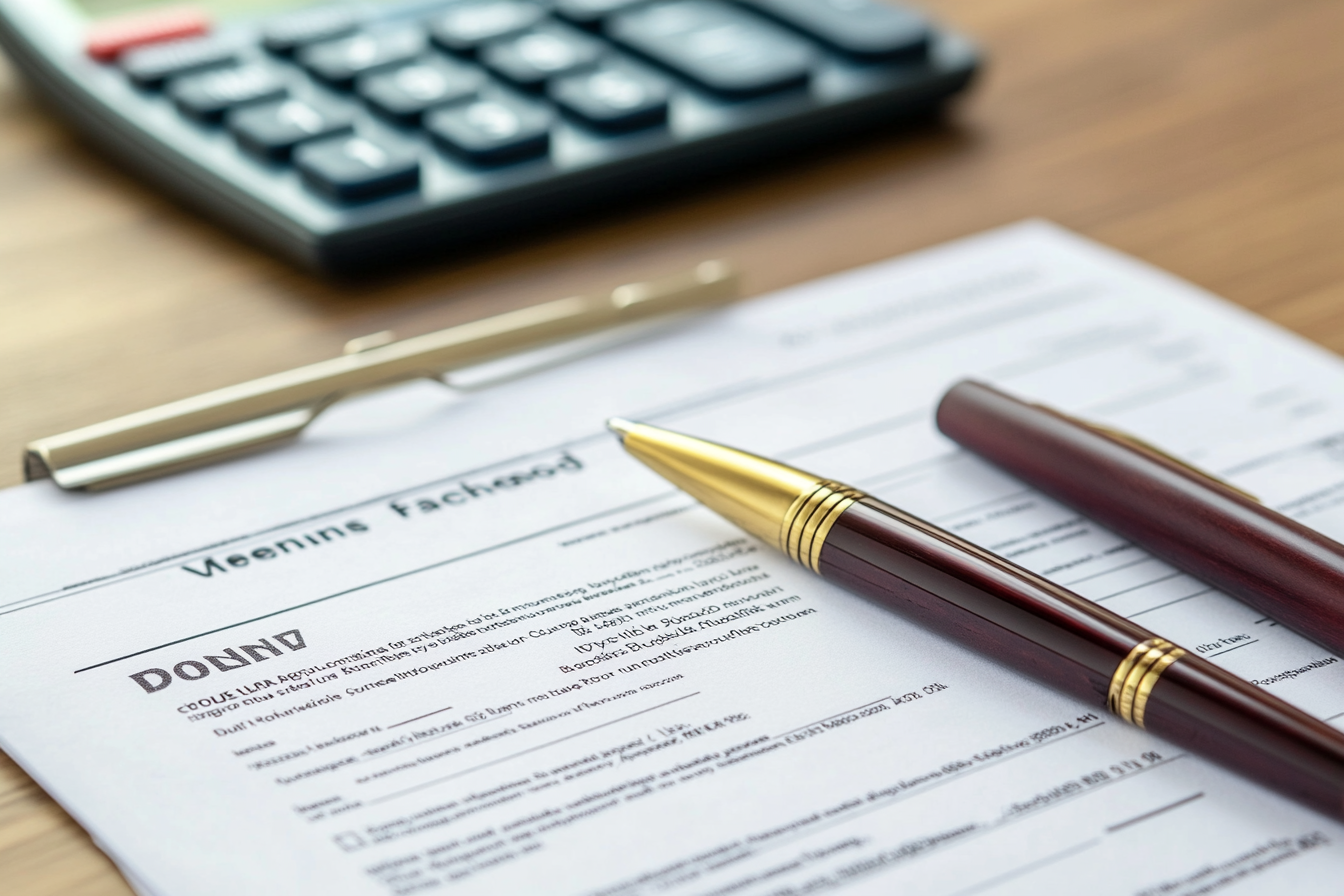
[1141,659,1344,818]
[935,380,1344,658]
[819,498,1344,821]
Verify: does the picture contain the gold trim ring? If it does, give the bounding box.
[781,480,865,573]
[1107,638,1186,728]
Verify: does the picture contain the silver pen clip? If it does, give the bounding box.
[25,261,740,491]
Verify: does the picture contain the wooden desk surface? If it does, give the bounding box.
[4,0,1344,891]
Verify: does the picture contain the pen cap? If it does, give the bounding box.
[935,380,1344,658]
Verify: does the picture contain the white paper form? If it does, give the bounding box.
[5,221,1344,896]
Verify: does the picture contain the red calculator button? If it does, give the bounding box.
[86,7,211,63]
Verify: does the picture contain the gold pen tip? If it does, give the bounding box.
[606,417,639,438]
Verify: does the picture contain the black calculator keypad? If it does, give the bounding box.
[169,65,287,120]
[742,0,929,59]
[425,95,553,164]
[78,0,977,267]
[261,6,359,54]
[229,98,355,160]
[298,29,427,86]
[358,58,483,122]
[121,36,237,88]
[295,133,421,199]
[480,24,604,89]
[550,63,670,129]
[608,1,815,97]
[429,2,547,53]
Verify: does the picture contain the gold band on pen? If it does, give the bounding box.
[1108,638,1187,728]
[781,481,865,573]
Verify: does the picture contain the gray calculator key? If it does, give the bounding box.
[358,59,482,122]
[429,1,546,53]
[228,99,355,160]
[170,65,287,121]
[481,25,604,89]
[262,6,360,54]
[608,1,815,97]
[120,37,236,88]
[742,0,929,59]
[553,0,648,27]
[295,134,421,200]
[550,63,669,129]
[298,29,427,87]
[425,96,552,164]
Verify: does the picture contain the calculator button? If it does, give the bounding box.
[358,59,483,122]
[550,64,669,129]
[86,8,211,62]
[742,0,929,60]
[429,1,546,54]
[295,134,421,200]
[553,0,648,27]
[425,96,552,164]
[261,6,359,54]
[169,65,287,121]
[298,29,427,87]
[480,25,603,89]
[608,1,815,97]
[120,36,236,88]
[228,99,355,160]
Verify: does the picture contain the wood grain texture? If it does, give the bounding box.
[3,0,1344,890]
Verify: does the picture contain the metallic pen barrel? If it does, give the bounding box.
[609,419,1344,821]
[606,418,863,570]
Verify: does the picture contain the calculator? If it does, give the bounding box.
[0,1,979,274]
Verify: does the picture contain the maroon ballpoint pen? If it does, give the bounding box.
[609,418,1344,822]
[936,380,1344,659]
